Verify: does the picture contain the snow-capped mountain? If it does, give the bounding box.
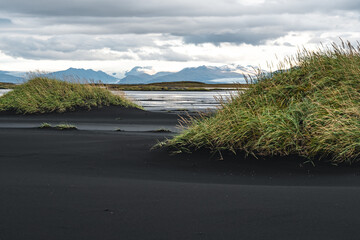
[120,66,172,84]
[0,65,259,84]
[118,65,257,84]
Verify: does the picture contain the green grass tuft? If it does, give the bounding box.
[38,122,77,130]
[163,41,360,164]
[150,128,172,133]
[39,122,52,128]
[0,76,142,114]
[55,124,77,130]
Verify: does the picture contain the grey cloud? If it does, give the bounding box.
[3,13,351,46]
[0,35,142,60]
[0,0,360,17]
[135,49,192,62]
[0,32,192,61]
[182,31,285,45]
[35,14,335,36]
[273,41,295,47]
[0,0,359,61]
[0,18,12,25]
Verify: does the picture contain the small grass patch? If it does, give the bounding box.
[150,128,172,133]
[0,76,142,114]
[39,122,52,129]
[55,124,77,130]
[38,122,77,130]
[162,41,360,164]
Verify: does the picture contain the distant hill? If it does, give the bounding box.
[0,65,259,85]
[149,66,243,84]
[48,68,119,84]
[0,71,24,83]
[117,65,256,84]
[120,66,172,84]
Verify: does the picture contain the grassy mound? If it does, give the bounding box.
[0,76,141,114]
[164,42,360,164]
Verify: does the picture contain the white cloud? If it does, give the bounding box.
[0,0,359,73]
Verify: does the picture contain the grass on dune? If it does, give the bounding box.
[0,76,141,114]
[162,41,360,164]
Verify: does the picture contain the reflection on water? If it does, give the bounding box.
[121,90,238,112]
[0,89,11,96]
[0,89,238,112]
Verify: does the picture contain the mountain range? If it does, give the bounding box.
[0,71,24,83]
[0,65,257,84]
[47,68,119,83]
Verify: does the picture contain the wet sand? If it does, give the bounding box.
[1,106,360,240]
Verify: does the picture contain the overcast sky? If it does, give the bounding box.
[0,0,359,74]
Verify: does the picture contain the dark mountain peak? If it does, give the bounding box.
[48,68,119,84]
[0,71,23,83]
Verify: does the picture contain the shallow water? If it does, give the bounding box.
[0,89,238,112]
[121,90,237,112]
[0,89,11,96]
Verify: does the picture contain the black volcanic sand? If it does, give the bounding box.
[1,106,360,240]
[0,106,182,132]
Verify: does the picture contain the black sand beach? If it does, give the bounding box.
[1,107,360,240]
